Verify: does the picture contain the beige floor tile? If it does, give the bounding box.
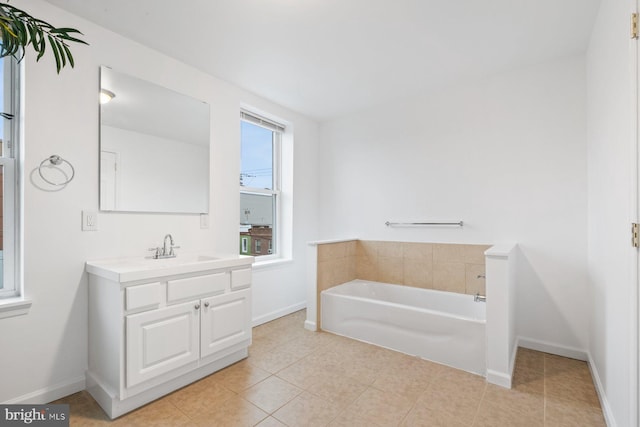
[515,348,545,373]
[276,355,337,389]
[190,395,267,426]
[511,366,545,395]
[344,387,414,427]
[241,375,303,414]
[372,362,432,402]
[54,391,112,426]
[254,416,288,427]
[474,385,544,427]
[545,359,600,408]
[278,334,325,359]
[111,398,192,427]
[416,368,486,425]
[272,391,343,427]
[545,397,607,427]
[166,376,236,414]
[307,371,368,408]
[213,359,272,393]
[400,405,468,427]
[329,409,383,426]
[250,334,281,354]
[248,346,305,374]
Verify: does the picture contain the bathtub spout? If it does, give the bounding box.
[474,293,486,303]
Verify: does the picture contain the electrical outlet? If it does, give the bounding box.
[200,213,209,229]
[82,210,98,231]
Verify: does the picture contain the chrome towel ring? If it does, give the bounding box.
[38,155,75,186]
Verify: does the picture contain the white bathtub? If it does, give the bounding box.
[321,280,486,375]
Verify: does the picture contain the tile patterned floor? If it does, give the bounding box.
[55,310,606,426]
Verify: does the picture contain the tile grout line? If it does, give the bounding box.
[469,381,488,427]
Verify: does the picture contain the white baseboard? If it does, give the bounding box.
[252,301,306,327]
[486,369,512,388]
[2,375,85,405]
[587,352,617,427]
[517,336,588,361]
[304,320,317,331]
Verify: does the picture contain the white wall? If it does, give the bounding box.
[319,55,589,351]
[587,0,636,425]
[0,0,319,404]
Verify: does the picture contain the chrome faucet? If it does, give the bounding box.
[163,234,174,257]
[474,293,486,303]
[148,234,180,259]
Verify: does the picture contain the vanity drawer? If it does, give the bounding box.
[126,282,161,311]
[231,268,252,290]
[167,273,228,303]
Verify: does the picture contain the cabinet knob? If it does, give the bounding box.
[204,302,210,308]
[194,304,201,310]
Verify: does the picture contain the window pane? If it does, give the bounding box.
[239,193,275,256]
[240,121,273,190]
[0,165,3,290]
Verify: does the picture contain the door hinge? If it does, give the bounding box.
[633,223,639,248]
[632,13,638,39]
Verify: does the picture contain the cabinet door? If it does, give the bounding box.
[201,289,251,359]
[126,301,200,388]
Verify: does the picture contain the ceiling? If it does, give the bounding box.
[45,0,602,122]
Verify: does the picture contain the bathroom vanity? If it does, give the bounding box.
[85,254,254,419]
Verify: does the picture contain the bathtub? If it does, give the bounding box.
[321,280,486,375]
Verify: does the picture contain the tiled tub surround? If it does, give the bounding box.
[315,240,491,327]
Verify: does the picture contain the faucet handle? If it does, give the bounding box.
[169,245,181,256]
[148,247,160,258]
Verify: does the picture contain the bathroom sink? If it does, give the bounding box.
[149,254,219,264]
[86,253,254,283]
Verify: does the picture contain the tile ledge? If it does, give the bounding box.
[485,243,518,258]
[0,297,33,319]
[308,238,359,246]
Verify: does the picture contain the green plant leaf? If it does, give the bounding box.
[47,35,61,72]
[0,4,87,72]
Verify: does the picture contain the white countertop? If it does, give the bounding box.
[86,253,255,283]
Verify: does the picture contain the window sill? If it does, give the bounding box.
[252,257,293,271]
[0,297,32,319]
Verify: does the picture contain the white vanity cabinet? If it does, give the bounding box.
[85,255,253,419]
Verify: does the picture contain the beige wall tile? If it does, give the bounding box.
[403,260,432,288]
[463,244,492,264]
[378,256,403,284]
[433,261,466,293]
[318,242,347,262]
[465,263,486,295]
[433,243,466,263]
[317,260,336,291]
[347,255,358,282]
[356,240,378,260]
[377,241,403,258]
[402,242,433,261]
[346,240,357,257]
[356,255,378,281]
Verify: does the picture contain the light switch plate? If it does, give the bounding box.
[82,210,98,231]
[200,213,209,229]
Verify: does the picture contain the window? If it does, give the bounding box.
[0,55,20,302]
[239,111,284,259]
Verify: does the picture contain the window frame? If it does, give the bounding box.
[0,55,27,317]
[240,110,283,261]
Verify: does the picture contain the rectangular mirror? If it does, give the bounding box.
[99,66,210,213]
